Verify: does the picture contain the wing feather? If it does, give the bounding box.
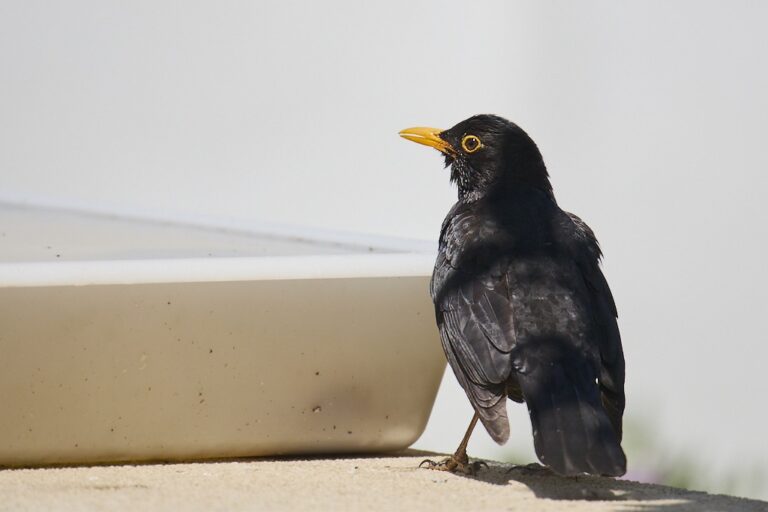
[565,212,626,440]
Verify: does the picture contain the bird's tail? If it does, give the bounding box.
[515,337,626,477]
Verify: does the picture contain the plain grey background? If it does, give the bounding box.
[1,0,766,499]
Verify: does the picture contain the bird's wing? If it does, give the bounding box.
[431,207,518,443]
[566,212,626,440]
[433,253,516,444]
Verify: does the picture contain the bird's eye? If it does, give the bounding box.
[461,134,482,153]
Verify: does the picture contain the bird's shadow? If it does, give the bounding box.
[451,460,767,512]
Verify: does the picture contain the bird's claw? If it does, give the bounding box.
[419,458,438,469]
[473,460,489,471]
[418,456,486,475]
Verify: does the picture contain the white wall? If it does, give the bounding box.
[2,0,767,499]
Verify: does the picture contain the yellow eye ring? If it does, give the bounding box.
[461,134,483,153]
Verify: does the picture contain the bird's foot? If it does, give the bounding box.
[419,455,487,475]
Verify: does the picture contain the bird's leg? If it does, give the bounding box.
[419,412,487,475]
[451,412,478,467]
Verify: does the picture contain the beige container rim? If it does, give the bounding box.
[0,253,436,288]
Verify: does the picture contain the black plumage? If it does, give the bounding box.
[400,115,626,477]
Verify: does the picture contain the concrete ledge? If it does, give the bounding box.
[0,452,765,511]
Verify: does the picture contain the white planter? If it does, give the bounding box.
[0,204,445,465]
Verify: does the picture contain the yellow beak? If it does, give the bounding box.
[398,126,454,155]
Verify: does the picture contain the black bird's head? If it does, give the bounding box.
[400,114,551,201]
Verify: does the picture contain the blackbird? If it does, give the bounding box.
[399,115,626,477]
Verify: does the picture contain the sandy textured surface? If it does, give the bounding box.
[0,452,765,512]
